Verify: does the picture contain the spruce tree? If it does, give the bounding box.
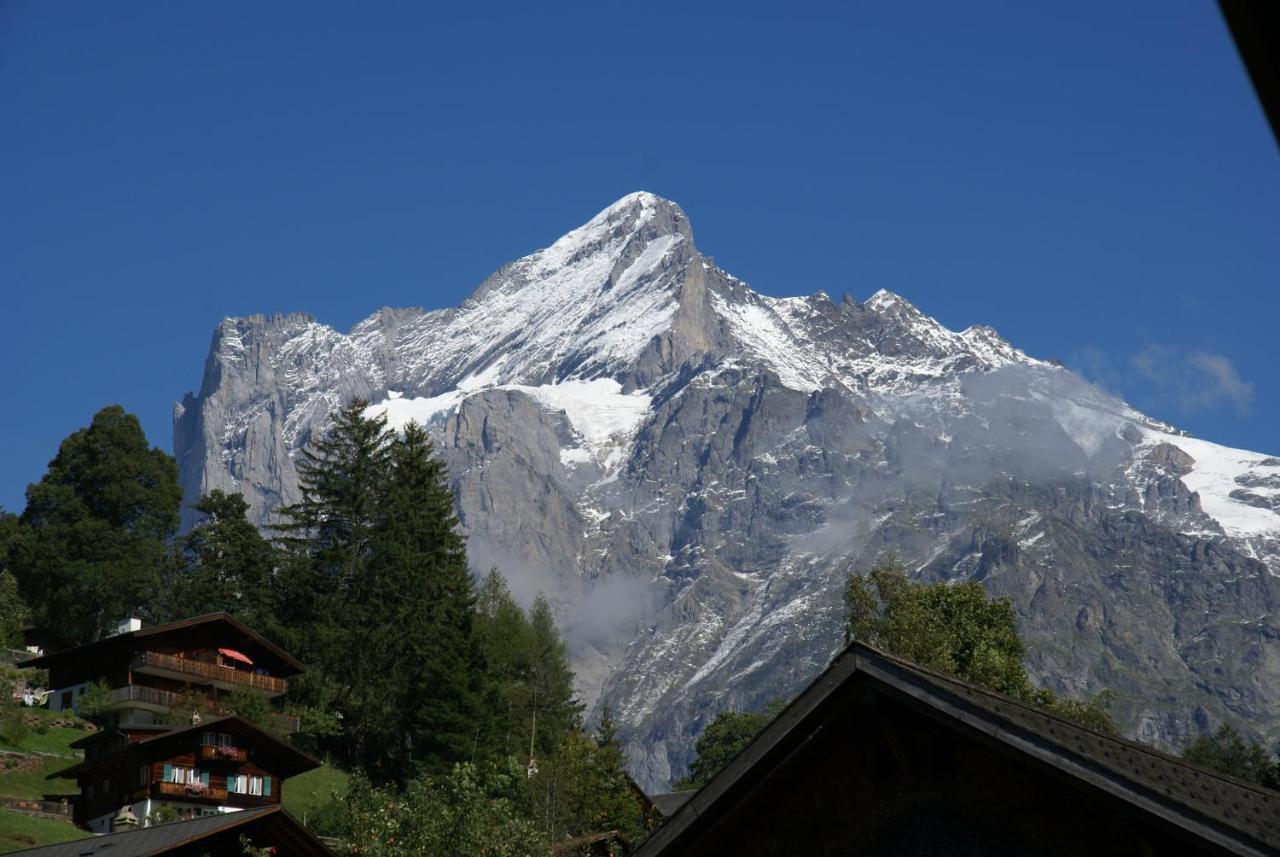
[475,569,537,757]
[13,406,180,646]
[527,594,581,759]
[162,490,277,629]
[273,400,393,766]
[374,421,490,781]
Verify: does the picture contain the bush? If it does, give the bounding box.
[0,713,30,747]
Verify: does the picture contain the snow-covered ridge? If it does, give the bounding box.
[1138,429,1280,540]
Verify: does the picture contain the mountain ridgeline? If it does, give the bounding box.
[174,193,1280,790]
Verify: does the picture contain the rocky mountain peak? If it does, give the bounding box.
[176,194,1280,792]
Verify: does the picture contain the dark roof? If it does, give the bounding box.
[649,791,695,818]
[1218,1,1280,148]
[52,716,320,781]
[637,643,1280,857]
[69,725,170,750]
[23,613,304,675]
[2,806,330,857]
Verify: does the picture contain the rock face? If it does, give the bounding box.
[175,192,1280,790]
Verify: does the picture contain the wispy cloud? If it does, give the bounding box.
[1073,345,1254,418]
[1129,346,1254,416]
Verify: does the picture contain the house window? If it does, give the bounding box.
[163,765,202,784]
[138,765,148,786]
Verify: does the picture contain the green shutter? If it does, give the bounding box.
[263,776,271,797]
[201,771,210,786]
[162,764,172,783]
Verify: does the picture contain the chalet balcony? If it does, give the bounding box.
[103,684,177,713]
[130,651,288,697]
[155,781,228,802]
[101,682,300,734]
[198,744,248,763]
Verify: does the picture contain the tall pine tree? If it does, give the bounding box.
[161,490,277,629]
[13,406,180,646]
[375,422,491,780]
[274,400,394,766]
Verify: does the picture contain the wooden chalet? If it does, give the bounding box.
[53,716,319,832]
[3,805,332,857]
[636,643,1280,857]
[23,614,313,834]
[24,613,302,735]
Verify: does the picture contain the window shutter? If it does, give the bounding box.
[163,764,172,782]
[263,776,272,797]
[202,771,210,786]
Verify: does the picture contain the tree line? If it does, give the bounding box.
[0,404,651,854]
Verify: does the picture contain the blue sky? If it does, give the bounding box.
[2,1,1277,513]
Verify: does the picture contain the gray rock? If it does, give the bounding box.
[174,192,1280,790]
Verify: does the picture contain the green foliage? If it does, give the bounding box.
[0,512,29,647]
[71,679,112,720]
[161,491,277,630]
[341,765,550,857]
[222,688,279,735]
[371,422,491,780]
[475,571,581,763]
[525,710,651,845]
[845,557,1117,732]
[275,407,493,783]
[674,700,787,791]
[1183,724,1280,789]
[0,713,30,748]
[11,406,180,646]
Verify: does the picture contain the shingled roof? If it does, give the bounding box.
[637,643,1280,856]
[3,806,330,857]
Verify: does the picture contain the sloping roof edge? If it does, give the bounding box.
[23,613,304,674]
[634,643,1279,857]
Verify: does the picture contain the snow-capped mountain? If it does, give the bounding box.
[175,192,1280,790]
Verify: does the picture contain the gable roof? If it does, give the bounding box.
[2,806,331,857]
[52,716,320,781]
[23,613,303,675]
[636,643,1280,857]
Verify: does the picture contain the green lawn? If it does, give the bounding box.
[0,811,90,853]
[283,762,349,830]
[0,757,78,800]
[0,724,88,758]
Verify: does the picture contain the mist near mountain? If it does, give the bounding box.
[175,193,1280,789]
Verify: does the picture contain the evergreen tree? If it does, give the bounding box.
[527,594,582,760]
[1183,724,1280,789]
[162,490,277,628]
[13,406,180,646]
[374,422,491,781]
[475,570,537,757]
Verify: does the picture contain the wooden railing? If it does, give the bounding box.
[156,781,228,802]
[107,684,178,708]
[131,652,287,695]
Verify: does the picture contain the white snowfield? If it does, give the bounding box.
[1142,429,1280,539]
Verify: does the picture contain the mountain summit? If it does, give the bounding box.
[176,194,1280,789]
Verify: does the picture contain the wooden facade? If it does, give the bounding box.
[26,613,303,733]
[637,645,1280,857]
[29,615,314,834]
[58,716,318,831]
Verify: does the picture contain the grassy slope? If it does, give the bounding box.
[0,812,90,853]
[283,763,350,826]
